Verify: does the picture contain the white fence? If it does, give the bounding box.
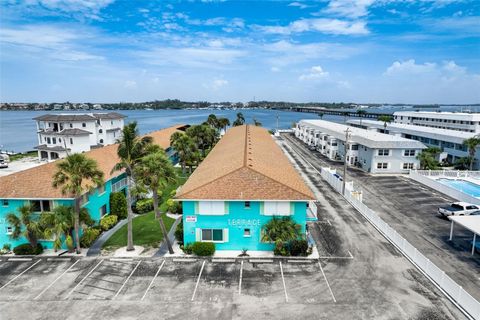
[409,170,480,206]
[320,168,480,320]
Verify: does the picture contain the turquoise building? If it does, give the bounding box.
[176,125,315,251]
[0,125,185,250]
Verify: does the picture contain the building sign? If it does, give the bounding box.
[186,216,197,223]
[228,219,261,227]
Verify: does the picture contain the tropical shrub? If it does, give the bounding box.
[65,235,74,252]
[182,243,193,254]
[13,243,43,255]
[261,217,301,243]
[80,227,101,248]
[100,215,118,231]
[166,198,182,214]
[274,241,289,256]
[191,242,215,256]
[288,239,309,256]
[135,198,153,214]
[0,243,11,255]
[110,192,127,219]
[174,220,184,244]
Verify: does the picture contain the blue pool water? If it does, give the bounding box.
[437,178,480,198]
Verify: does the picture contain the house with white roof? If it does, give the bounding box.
[393,111,480,133]
[295,120,426,174]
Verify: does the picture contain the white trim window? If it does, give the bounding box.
[376,162,389,170]
[404,149,416,157]
[6,226,13,235]
[264,201,291,216]
[196,228,228,243]
[198,201,226,215]
[377,149,390,156]
[402,163,414,170]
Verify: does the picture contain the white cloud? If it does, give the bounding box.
[299,66,330,81]
[124,80,137,89]
[385,59,437,75]
[322,0,375,18]
[203,78,228,90]
[13,0,115,20]
[271,66,281,72]
[258,18,369,35]
[288,2,309,9]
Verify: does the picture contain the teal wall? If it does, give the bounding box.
[182,200,308,251]
[0,173,127,250]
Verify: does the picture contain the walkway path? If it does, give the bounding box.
[86,218,128,256]
[154,216,181,257]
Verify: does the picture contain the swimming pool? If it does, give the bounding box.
[437,178,480,198]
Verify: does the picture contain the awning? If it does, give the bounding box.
[448,215,480,255]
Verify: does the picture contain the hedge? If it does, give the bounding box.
[174,220,184,244]
[110,192,127,219]
[100,215,118,231]
[80,227,101,248]
[13,243,43,255]
[135,198,153,214]
[191,242,215,256]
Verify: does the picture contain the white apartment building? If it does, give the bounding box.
[393,111,480,133]
[295,120,426,174]
[33,112,125,161]
[347,119,480,169]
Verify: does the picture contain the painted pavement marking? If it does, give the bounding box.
[238,260,244,295]
[65,259,104,298]
[279,261,289,303]
[318,261,336,303]
[34,259,80,300]
[113,260,142,299]
[141,260,165,301]
[0,259,41,290]
[191,260,206,301]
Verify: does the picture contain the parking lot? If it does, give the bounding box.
[0,249,466,320]
[282,133,480,304]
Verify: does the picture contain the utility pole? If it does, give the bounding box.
[342,128,351,195]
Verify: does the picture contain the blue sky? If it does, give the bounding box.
[0,0,479,104]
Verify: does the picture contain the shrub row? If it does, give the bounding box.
[13,243,43,255]
[274,239,310,257]
[135,198,153,214]
[174,220,184,245]
[80,227,101,248]
[110,192,127,219]
[100,215,118,231]
[183,242,215,256]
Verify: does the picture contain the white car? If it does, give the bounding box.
[438,202,480,217]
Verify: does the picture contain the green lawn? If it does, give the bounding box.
[102,212,175,249]
[102,168,189,250]
[9,151,38,161]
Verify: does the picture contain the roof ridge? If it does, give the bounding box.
[247,166,314,200]
[243,125,248,167]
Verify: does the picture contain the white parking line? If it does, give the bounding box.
[279,261,289,303]
[8,258,32,262]
[191,260,206,301]
[113,260,142,299]
[238,260,243,295]
[65,259,103,298]
[318,261,336,303]
[348,251,354,259]
[34,260,80,300]
[318,255,354,260]
[141,260,165,301]
[0,259,41,290]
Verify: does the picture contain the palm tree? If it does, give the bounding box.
[463,137,480,170]
[6,204,43,249]
[186,149,202,173]
[232,112,245,126]
[205,114,218,129]
[170,132,196,174]
[416,151,438,170]
[186,125,218,157]
[253,118,262,126]
[377,115,393,132]
[217,117,230,134]
[261,217,301,243]
[40,205,93,252]
[53,153,104,254]
[135,150,177,254]
[113,122,153,251]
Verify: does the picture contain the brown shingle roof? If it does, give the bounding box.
[175,125,315,201]
[0,125,185,199]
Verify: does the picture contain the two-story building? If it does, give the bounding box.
[295,120,426,174]
[33,112,126,161]
[175,125,315,251]
[393,111,480,133]
[0,125,186,250]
